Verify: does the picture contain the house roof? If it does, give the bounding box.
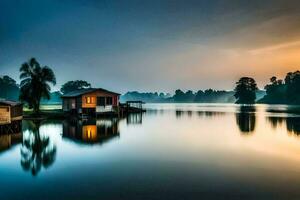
[0,100,23,106]
[61,88,120,98]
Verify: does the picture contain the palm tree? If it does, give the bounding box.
[19,58,56,114]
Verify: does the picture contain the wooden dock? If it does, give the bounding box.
[119,101,146,116]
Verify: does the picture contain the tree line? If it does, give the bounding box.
[258,71,300,104]
[121,89,236,103]
[0,57,300,115]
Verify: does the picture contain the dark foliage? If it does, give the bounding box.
[19,58,56,113]
[121,89,255,103]
[120,91,171,103]
[173,89,194,102]
[0,75,19,101]
[60,80,91,94]
[286,71,300,104]
[234,77,258,104]
[259,71,300,105]
[194,89,235,103]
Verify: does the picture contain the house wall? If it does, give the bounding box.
[0,106,10,125]
[63,98,78,111]
[82,91,119,108]
[10,105,23,120]
[76,97,82,113]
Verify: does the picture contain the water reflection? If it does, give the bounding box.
[63,118,120,145]
[235,106,256,134]
[267,116,300,135]
[266,105,300,114]
[267,117,285,129]
[175,110,227,118]
[0,132,22,153]
[175,110,184,118]
[21,120,56,176]
[196,111,226,117]
[287,117,300,135]
[126,113,143,125]
[4,104,300,199]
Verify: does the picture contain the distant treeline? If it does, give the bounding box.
[0,61,299,105]
[121,89,265,103]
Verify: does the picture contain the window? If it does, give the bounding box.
[86,97,92,104]
[87,129,92,139]
[106,97,112,105]
[71,99,76,109]
[97,97,105,106]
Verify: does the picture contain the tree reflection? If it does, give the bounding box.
[267,116,300,135]
[286,117,300,135]
[267,117,285,129]
[236,106,256,134]
[175,110,184,118]
[20,120,56,176]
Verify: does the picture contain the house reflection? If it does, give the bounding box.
[63,118,120,145]
[0,118,22,154]
[0,132,22,153]
[236,106,256,134]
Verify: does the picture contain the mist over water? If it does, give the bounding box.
[1,103,300,199]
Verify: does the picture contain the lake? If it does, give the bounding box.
[1,103,300,200]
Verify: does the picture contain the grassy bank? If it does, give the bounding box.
[23,109,65,120]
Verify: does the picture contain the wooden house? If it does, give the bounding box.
[61,88,120,115]
[0,100,23,126]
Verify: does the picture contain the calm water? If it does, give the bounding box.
[1,103,300,200]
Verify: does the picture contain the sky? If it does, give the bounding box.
[1,0,300,93]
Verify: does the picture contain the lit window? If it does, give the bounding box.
[87,129,91,139]
[86,97,91,104]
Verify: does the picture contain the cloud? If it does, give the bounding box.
[249,40,300,55]
[1,0,300,92]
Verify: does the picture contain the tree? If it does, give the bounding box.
[60,80,91,94]
[185,90,195,102]
[0,75,20,100]
[262,76,286,103]
[19,58,56,114]
[234,77,258,104]
[194,90,204,102]
[285,71,300,104]
[173,89,185,102]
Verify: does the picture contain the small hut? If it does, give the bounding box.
[0,100,23,126]
[61,88,120,116]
